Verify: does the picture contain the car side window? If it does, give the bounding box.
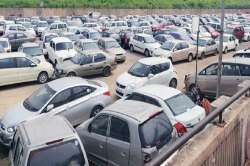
[71,86,95,100]
[94,53,106,63]
[81,55,93,65]
[159,62,170,72]
[181,43,189,49]
[201,64,218,75]
[222,64,237,76]
[239,65,250,76]
[126,93,161,107]
[109,117,130,143]
[50,24,57,30]
[175,43,182,50]
[89,114,109,136]
[16,57,32,68]
[49,89,72,108]
[210,40,216,45]
[150,65,161,75]
[0,58,16,69]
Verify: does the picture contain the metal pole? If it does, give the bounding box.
[216,0,225,123]
[195,26,200,86]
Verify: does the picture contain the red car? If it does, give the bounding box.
[226,25,245,41]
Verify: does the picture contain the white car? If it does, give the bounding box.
[124,85,206,129]
[36,21,48,37]
[42,32,59,54]
[243,26,250,41]
[129,33,161,57]
[0,52,54,86]
[47,37,77,64]
[18,42,46,62]
[0,37,11,52]
[115,57,178,97]
[5,24,35,37]
[216,34,238,53]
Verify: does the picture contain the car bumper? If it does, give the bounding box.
[115,55,126,62]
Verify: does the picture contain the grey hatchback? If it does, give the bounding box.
[76,100,176,166]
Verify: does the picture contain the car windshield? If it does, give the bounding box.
[89,32,101,39]
[165,93,195,116]
[128,62,150,77]
[139,112,173,149]
[27,139,85,166]
[23,47,43,56]
[105,41,120,49]
[23,84,56,112]
[0,41,8,48]
[225,28,234,34]
[64,34,78,41]
[144,36,155,43]
[161,42,174,51]
[194,39,207,46]
[82,42,99,50]
[56,42,73,51]
[45,35,57,43]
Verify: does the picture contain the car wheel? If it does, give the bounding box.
[103,67,111,77]
[38,72,49,84]
[248,36,250,41]
[144,49,150,57]
[189,84,196,92]
[224,47,228,54]
[188,54,193,62]
[169,78,177,88]
[234,45,238,51]
[215,48,219,54]
[130,45,134,52]
[90,105,104,118]
[67,72,77,77]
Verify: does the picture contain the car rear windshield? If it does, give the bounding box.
[165,93,195,116]
[27,139,85,166]
[56,42,73,51]
[139,112,173,149]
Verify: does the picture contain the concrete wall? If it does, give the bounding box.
[162,94,250,166]
[1,8,250,17]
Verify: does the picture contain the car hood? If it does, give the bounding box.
[1,102,38,128]
[174,105,206,127]
[145,42,161,50]
[57,60,78,71]
[116,72,148,87]
[153,48,171,57]
[38,27,47,32]
[55,49,77,58]
[106,47,126,55]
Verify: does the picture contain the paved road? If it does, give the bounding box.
[0,42,249,165]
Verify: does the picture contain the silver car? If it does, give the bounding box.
[0,77,112,146]
[9,116,89,166]
[76,100,176,166]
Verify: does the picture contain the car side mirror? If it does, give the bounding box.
[30,63,37,67]
[46,104,54,112]
[148,73,154,79]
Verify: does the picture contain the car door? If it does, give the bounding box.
[180,42,190,60]
[147,64,164,85]
[197,63,218,96]
[16,57,37,82]
[6,33,16,51]
[220,63,242,96]
[77,55,95,76]
[172,43,184,62]
[93,53,107,74]
[82,114,109,165]
[0,58,18,86]
[107,116,130,166]
[210,39,218,54]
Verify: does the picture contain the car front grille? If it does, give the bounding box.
[116,90,124,97]
[116,82,126,89]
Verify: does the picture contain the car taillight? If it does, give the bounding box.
[103,91,110,96]
[174,122,187,136]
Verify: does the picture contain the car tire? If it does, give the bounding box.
[144,49,150,57]
[200,52,206,59]
[224,47,228,54]
[130,45,134,52]
[169,78,177,88]
[188,54,193,62]
[67,72,77,77]
[234,45,238,51]
[215,48,219,54]
[90,105,104,118]
[103,67,111,77]
[168,57,173,63]
[38,72,49,84]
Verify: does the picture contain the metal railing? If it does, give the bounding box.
[148,83,250,166]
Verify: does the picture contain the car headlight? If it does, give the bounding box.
[7,127,15,133]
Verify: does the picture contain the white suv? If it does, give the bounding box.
[47,37,77,64]
[116,57,178,97]
[129,33,161,57]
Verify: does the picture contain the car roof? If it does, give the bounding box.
[51,37,72,43]
[138,57,171,65]
[21,42,39,47]
[223,58,250,65]
[20,116,75,147]
[103,100,163,124]
[135,85,181,100]
[0,52,26,59]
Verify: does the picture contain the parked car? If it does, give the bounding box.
[47,37,77,64]
[194,37,218,59]
[185,58,250,98]
[42,32,58,54]
[81,29,101,40]
[76,100,176,166]
[98,37,126,62]
[129,33,161,57]
[61,31,81,43]
[5,24,35,37]
[152,40,196,63]
[74,39,101,53]
[0,77,112,146]
[0,37,11,52]
[56,51,116,77]
[9,116,89,166]
[154,34,174,45]
[233,49,250,58]
[216,34,238,53]
[18,42,45,62]
[3,32,36,51]
[46,21,68,34]
[225,25,244,41]
[124,85,206,129]
[34,21,48,37]
[0,52,53,87]
[116,57,177,97]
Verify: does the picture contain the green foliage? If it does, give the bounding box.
[0,0,249,9]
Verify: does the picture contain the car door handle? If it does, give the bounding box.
[99,144,104,149]
[120,152,126,157]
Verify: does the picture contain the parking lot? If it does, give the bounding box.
[0,41,249,165]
